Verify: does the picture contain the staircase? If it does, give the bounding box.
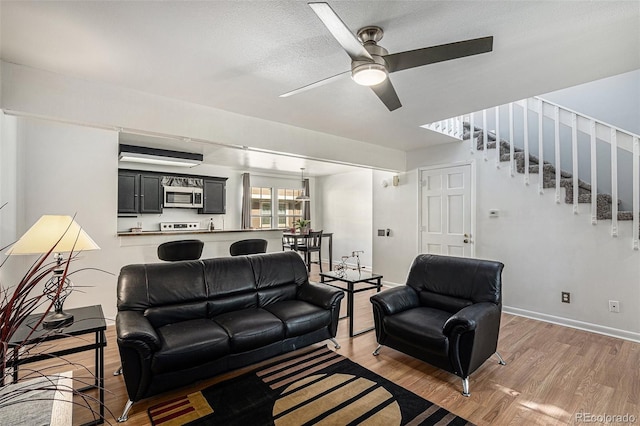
[423,97,640,250]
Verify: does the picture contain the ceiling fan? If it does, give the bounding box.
[280,2,494,111]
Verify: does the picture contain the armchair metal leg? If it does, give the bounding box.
[117,400,134,423]
[329,338,341,349]
[113,366,123,376]
[495,351,506,365]
[373,344,382,356]
[461,377,470,397]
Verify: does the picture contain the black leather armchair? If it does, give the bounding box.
[370,254,505,396]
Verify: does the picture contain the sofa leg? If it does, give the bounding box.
[117,400,134,423]
[329,338,341,349]
[495,351,507,365]
[461,377,470,397]
[113,366,123,376]
[373,344,382,356]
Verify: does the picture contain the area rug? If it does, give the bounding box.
[148,345,474,426]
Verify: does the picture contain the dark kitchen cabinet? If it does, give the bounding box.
[200,178,226,214]
[118,171,162,214]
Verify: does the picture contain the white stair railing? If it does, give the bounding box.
[422,95,640,250]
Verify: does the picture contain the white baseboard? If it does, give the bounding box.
[503,306,640,343]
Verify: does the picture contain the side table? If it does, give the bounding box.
[7,305,107,426]
[320,269,383,337]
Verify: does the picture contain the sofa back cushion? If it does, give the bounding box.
[202,256,258,317]
[406,254,504,308]
[250,251,308,307]
[117,261,208,328]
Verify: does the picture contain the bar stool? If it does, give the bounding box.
[157,239,204,261]
[229,239,268,256]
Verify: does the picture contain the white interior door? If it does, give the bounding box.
[419,164,473,257]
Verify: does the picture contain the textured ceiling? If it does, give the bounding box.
[1,1,639,174]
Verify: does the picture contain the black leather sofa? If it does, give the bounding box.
[115,251,344,422]
[370,254,505,396]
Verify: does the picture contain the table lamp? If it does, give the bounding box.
[7,215,100,329]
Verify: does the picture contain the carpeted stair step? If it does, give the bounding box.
[599,210,635,221]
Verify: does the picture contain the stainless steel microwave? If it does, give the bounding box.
[163,186,203,208]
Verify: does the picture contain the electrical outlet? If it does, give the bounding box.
[561,292,570,303]
[609,300,620,313]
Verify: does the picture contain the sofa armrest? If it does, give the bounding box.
[116,310,161,351]
[443,302,499,336]
[370,286,419,316]
[297,282,344,309]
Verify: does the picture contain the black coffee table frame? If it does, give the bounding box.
[320,269,382,337]
[7,305,107,426]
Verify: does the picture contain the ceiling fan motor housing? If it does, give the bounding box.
[351,27,389,86]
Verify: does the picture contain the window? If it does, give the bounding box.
[250,187,272,229]
[250,186,304,229]
[277,188,303,229]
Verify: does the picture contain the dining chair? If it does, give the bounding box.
[298,230,323,272]
[282,234,305,251]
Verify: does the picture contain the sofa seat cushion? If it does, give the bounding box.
[264,300,331,338]
[384,307,450,356]
[214,308,284,352]
[152,319,230,374]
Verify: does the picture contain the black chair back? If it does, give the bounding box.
[229,239,268,256]
[305,231,323,250]
[157,240,204,261]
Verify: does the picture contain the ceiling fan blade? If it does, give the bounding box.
[279,70,350,98]
[309,2,373,62]
[383,36,493,73]
[370,79,402,111]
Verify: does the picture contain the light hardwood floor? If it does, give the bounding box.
[52,264,639,425]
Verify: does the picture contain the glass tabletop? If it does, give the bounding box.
[320,269,382,283]
[8,305,106,345]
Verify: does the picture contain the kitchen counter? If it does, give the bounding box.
[117,228,283,237]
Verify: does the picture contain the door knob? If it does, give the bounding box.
[464,239,469,243]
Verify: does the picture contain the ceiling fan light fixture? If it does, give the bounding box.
[351,63,388,86]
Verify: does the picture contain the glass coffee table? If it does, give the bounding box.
[319,269,383,337]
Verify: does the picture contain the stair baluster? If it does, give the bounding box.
[590,120,598,225]
[523,100,530,186]
[611,128,618,237]
[571,113,579,214]
[470,113,475,154]
[554,106,561,204]
[538,99,544,194]
[483,109,488,162]
[495,106,501,169]
[633,136,639,250]
[509,103,515,177]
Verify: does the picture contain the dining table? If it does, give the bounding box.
[282,231,333,270]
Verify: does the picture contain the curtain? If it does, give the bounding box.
[241,173,251,229]
[302,178,310,221]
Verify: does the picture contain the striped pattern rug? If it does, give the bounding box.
[148,346,474,426]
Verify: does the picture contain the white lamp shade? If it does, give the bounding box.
[7,215,100,255]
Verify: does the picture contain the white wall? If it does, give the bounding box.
[317,170,373,268]
[543,69,640,135]
[372,169,418,286]
[1,116,120,321]
[372,140,640,341]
